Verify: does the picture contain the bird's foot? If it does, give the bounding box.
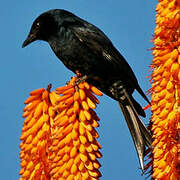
[75,70,88,85]
[75,75,88,85]
[74,73,88,91]
[65,74,88,91]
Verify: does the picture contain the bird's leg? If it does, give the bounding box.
[75,70,88,85]
[76,75,88,84]
[65,72,88,91]
[73,70,88,91]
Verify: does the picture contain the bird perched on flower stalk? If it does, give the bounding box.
[22,9,152,171]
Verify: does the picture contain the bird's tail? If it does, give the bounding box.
[118,91,152,172]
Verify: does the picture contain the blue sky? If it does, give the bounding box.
[0,1,157,179]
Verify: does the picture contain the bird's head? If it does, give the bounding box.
[22,9,84,48]
[22,11,59,48]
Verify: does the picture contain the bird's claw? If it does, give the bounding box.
[75,75,88,85]
[65,75,88,91]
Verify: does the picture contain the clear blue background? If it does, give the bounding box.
[1,1,157,179]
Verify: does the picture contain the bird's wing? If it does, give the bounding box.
[70,24,136,78]
[70,24,150,104]
[71,24,121,64]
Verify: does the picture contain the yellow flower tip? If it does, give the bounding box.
[91,86,103,96]
[79,88,86,100]
[29,88,45,96]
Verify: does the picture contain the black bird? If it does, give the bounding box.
[22,9,152,171]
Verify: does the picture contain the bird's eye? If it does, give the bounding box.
[36,22,40,27]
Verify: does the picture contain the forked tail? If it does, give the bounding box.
[118,91,152,172]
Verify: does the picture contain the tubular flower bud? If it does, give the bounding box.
[49,77,102,180]
[146,1,180,179]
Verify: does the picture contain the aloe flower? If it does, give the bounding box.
[148,1,180,179]
[19,78,102,180]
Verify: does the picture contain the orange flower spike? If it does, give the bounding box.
[19,85,53,180]
[74,101,80,113]
[146,1,180,179]
[87,97,96,109]
[49,91,60,106]
[56,85,74,94]
[29,88,45,96]
[62,87,75,95]
[79,89,86,100]
[24,95,41,104]
[90,86,103,97]
[50,77,102,180]
[74,91,80,101]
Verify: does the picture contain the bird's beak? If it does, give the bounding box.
[22,33,37,48]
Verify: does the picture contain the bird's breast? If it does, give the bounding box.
[49,36,101,75]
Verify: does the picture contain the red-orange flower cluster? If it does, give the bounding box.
[148,1,180,179]
[19,78,103,180]
[20,86,52,179]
